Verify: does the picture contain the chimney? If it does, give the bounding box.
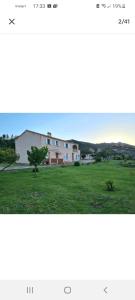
[47,132,52,136]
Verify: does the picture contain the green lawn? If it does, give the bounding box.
[0,160,135,214]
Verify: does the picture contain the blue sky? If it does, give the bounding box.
[0,113,135,145]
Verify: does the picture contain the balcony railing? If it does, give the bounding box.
[51,158,63,164]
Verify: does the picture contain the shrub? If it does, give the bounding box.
[74,161,80,166]
[105,180,115,191]
[122,161,135,168]
[95,156,102,163]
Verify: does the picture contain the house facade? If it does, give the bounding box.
[15,130,80,164]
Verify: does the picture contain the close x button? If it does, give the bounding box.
[9,18,15,25]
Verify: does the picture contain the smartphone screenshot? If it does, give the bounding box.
[0,0,135,299]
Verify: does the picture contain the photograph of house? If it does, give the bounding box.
[15,130,80,165]
[0,113,135,214]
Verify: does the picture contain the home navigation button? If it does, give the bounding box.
[64,286,72,294]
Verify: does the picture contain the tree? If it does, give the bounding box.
[27,146,48,173]
[0,134,15,149]
[95,148,113,161]
[0,148,19,171]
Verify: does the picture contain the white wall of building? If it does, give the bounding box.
[15,131,42,163]
[15,131,80,164]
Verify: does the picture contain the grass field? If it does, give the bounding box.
[0,160,135,214]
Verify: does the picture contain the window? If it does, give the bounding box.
[64,143,68,149]
[73,144,77,152]
[64,153,68,161]
[56,152,59,159]
[52,140,55,146]
[51,140,59,146]
[47,139,51,145]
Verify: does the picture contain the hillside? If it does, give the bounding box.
[68,139,135,157]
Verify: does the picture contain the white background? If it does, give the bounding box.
[0,34,135,112]
[0,32,135,280]
[0,216,135,280]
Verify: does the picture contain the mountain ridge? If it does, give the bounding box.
[67,139,135,156]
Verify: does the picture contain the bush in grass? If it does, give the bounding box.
[95,156,102,163]
[105,180,115,191]
[74,161,80,166]
[122,161,135,168]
